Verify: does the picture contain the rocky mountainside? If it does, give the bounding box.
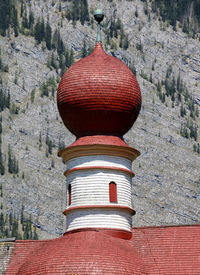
[0,0,199,239]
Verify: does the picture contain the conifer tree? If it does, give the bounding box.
[28,10,34,30]
[40,19,45,41]
[8,144,19,174]
[50,52,57,70]
[59,54,66,76]
[81,40,87,58]
[129,62,137,76]
[22,10,29,29]
[12,7,19,37]
[20,2,24,18]
[0,146,5,175]
[197,144,200,154]
[45,21,52,50]
[31,90,35,103]
[33,226,38,240]
[123,35,129,50]
[34,19,42,44]
[69,48,75,67]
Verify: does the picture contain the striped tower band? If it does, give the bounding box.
[64,155,136,232]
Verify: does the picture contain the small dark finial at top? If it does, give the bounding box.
[94,9,104,43]
[94,9,104,23]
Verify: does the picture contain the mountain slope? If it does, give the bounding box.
[0,0,199,239]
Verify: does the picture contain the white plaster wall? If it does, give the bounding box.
[66,208,132,232]
[66,169,132,207]
[67,155,132,170]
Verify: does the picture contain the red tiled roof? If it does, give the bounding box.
[58,135,140,161]
[6,239,47,275]
[6,230,145,275]
[69,135,130,147]
[57,43,141,138]
[6,225,200,274]
[133,225,200,274]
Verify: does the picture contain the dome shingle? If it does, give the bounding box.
[57,43,141,137]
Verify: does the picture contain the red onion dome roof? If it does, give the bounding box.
[57,43,141,138]
[17,230,144,274]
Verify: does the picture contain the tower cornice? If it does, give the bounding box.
[59,142,140,162]
[64,166,135,177]
[63,205,135,216]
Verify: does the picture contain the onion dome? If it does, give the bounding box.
[57,43,141,137]
[17,230,144,274]
[57,10,141,138]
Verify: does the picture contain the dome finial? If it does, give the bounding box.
[94,7,104,43]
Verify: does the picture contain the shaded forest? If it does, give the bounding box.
[152,0,200,34]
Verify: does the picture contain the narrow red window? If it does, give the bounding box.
[68,184,71,206]
[109,182,117,203]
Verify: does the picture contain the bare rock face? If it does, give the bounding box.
[0,0,199,239]
[0,239,15,274]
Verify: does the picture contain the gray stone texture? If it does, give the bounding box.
[0,240,15,274]
[0,0,199,239]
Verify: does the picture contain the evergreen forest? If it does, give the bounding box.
[0,0,19,36]
[0,203,38,240]
[0,0,199,240]
[152,0,200,34]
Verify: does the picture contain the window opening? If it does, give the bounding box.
[109,181,117,203]
[68,184,71,206]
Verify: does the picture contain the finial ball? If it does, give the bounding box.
[94,9,104,23]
